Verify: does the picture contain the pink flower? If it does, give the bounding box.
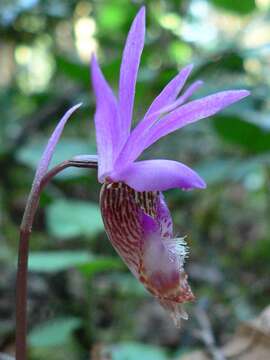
[91,7,249,326]
[32,7,249,327]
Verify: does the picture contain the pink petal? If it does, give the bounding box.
[33,103,81,187]
[144,64,193,118]
[110,159,206,192]
[162,80,204,113]
[114,65,194,168]
[91,55,119,180]
[145,90,250,148]
[118,6,145,141]
[115,90,249,170]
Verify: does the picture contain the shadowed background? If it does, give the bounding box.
[0,0,270,359]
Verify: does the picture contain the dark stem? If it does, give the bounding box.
[15,230,30,360]
[15,159,97,360]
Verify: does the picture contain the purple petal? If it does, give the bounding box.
[110,159,206,192]
[118,6,145,141]
[144,90,250,148]
[115,89,249,170]
[113,111,159,171]
[162,80,204,113]
[33,103,81,187]
[91,55,120,180]
[114,66,194,169]
[144,64,193,118]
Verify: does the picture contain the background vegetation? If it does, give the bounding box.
[1,0,270,359]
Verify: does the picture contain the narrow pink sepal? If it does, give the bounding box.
[144,64,194,118]
[91,55,119,180]
[118,6,145,141]
[145,90,250,148]
[33,103,82,187]
[110,159,206,192]
[114,73,201,169]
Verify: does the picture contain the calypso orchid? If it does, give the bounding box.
[90,7,249,326]
[20,7,250,330]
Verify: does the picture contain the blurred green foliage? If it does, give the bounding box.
[1,0,270,359]
[46,199,103,239]
[210,0,256,14]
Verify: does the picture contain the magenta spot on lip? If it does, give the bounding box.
[105,176,114,183]
[149,270,180,293]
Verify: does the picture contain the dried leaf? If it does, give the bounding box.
[177,306,270,360]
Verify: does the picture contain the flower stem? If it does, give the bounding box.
[15,159,97,360]
[15,229,30,360]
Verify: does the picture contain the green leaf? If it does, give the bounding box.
[78,257,124,277]
[46,199,103,239]
[109,274,148,298]
[195,159,238,184]
[196,156,269,185]
[29,317,81,347]
[16,138,95,179]
[97,3,127,31]
[210,0,256,14]
[29,251,92,273]
[243,238,270,265]
[56,56,89,85]
[213,115,270,154]
[110,342,168,360]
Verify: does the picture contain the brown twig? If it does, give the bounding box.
[15,159,98,360]
[194,306,226,360]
